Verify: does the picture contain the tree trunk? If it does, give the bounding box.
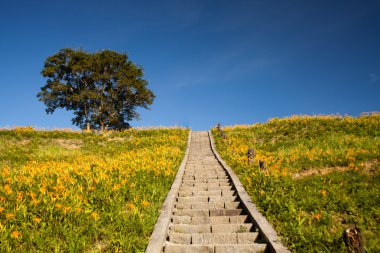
[84,104,90,131]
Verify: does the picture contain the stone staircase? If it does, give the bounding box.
[163,132,267,253]
[146,131,290,253]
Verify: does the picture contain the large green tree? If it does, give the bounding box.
[37,48,155,131]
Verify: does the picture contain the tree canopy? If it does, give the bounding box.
[37,48,155,131]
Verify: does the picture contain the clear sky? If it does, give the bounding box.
[0,0,379,130]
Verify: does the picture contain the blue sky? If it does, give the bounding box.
[0,0,379,130]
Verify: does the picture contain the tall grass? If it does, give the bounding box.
[0,127,189,252]
[212,115,380,252]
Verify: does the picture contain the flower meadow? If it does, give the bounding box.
[0,127,189,252]
[212,115,380,252]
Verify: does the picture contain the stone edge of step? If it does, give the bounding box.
[145,130,192,253]
[208,131,291,253]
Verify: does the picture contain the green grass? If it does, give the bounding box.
[212,115,380,252]
[0,127,189,252]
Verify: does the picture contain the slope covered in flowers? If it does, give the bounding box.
[0,127,189,252]
[212,115,380,252]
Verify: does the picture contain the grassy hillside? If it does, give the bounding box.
[0,127,189,252]
[212,115,380,252]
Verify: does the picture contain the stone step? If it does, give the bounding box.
[182,179,231,184]
[190,202,224,209]
[182,177,229,181]
[170,224,211,233]
[182,182,231,187]
[168,232,260,245]
[178,190,222,197]
[169,233,192,244]
[194,190,223,196]
[182,174,228,178]
[194,215,250,225]
[176,197,240,206]
[209,196,238,202]
[221,190,237,197]
[192,233,238,244]
[175,201,240,210]
[184,171,227,174]
[164,244,213,253]
[182,178,230,182]
[170,223,254,234]
[174,209,209,217]
[193,182,232,187]
[172,214,248,224]
[164,243,267,253]
[192,216,229,225]
[177,196,209,203]
[171,215,250,225]
[186,163,221,166]
[229,215,250,223]
[184,170,227,173]
[184,169,223,173]
[214,244,267,253]
[172,216,191,224]
[180,186,234,192]
[224,201,241,209]
[180,186,208,191]
[184,169,224,172]
[210,209,244,216]
[212,223,254,233]
[178,190,236,197]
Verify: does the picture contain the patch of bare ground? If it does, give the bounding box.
[85,240,109,253]
[293,159,380,179]
[18,139,31,145]
[106,135,133,142]
[53,139,83,149]
[2,138,31,146]
[107,137,126,142]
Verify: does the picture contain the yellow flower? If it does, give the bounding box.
[127,203,136,210]
[320,190,327,197]
[17,191,24,201]
[142,200,150,207]
[0,207,4,213]
[4,184,12,195]
[6,213,15,219]
[29,191,36,199]
[112,183,121,191]
[314,213,322,220]
[11,230,21,239]
[34,217,42,224]
[91,211,99,221]
[63,206,71,214]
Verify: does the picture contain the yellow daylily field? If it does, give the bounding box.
[0,127,189,252]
